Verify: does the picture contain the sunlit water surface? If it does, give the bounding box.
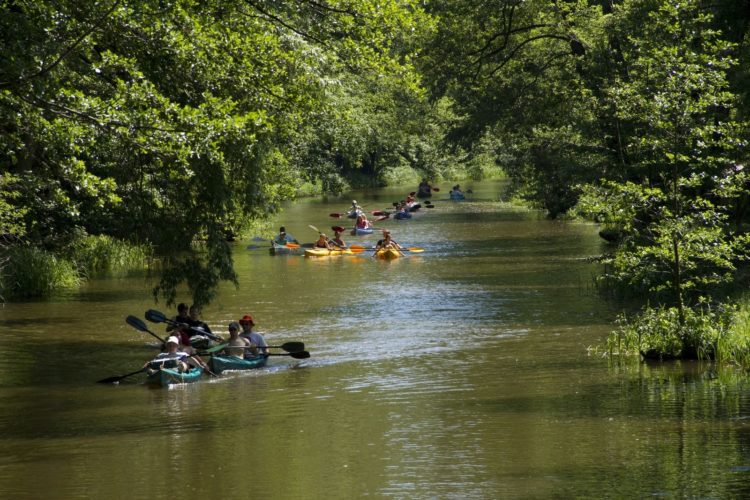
[2,180,750,498]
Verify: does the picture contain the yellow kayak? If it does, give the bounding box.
[375,248,401,260]
[304,248,354,257]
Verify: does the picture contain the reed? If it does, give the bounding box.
[65,235,152,276]
[0,246,81,299]
[716,298,750,368]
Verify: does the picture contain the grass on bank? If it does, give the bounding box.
[0,236,152,300]
[607,298,750,369]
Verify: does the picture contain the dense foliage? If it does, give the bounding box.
[3,0,750,363]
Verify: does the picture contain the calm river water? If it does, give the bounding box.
[2,180,750,499]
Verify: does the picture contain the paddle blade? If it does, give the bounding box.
[201,342,229,354]
[280,341,305,352]
[371,210,385,216]
[409,192,416,196]
[425,204,435,208]
[331,226,345,233]
[285,243,301,248]
[349,246,366,253]
[290,351,311,359]
[329,213,342,218]
[145,309,167,323]
[407,247,424,253]
[432,187,440,191]
[309,224,320,233]
[376,215,389,222]
[126,315,148,332]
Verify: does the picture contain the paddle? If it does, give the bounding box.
[97,368,147,384]
[329,213,343,218]
[285,243,301,249]
[267,351,310,359]
[126,315,166,344]
[211,341,306,353]
[145,309,223,342]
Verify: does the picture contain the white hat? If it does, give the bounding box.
[353,200,357,204]
[166,336,180,345]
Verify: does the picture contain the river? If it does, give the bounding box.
[1,180,750,498]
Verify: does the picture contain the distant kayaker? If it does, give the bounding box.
[144,336,210,374]
[331,227,347,248]
[355,214,371,230]
[374,230,404,256]
[222,321,251,359]
[239,314,268,357]
[314,233,334,250]
[417,180,432,198]
[449,185,465,200]
[273,226,298,246]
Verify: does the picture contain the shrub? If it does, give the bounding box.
[0,246,81,299]
[64,235,152,276]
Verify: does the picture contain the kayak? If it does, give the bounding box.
[406,203,421,212]
[375,248,401,260]
[209,355,268,374]
[305,248,354,257]
[146,367,203,387]
[394,211,412,220]
[270,243,303,255]
[351,227,374,236]
[450,192,465,200]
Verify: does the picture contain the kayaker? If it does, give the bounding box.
[187,304,222,348]
[222,321,251,359]
[354,214,371,229]
[239,314,268,357]
[331,227,347,248]
[166,302,190,334]
[314,233,334,250]
[417,180,432,198]
[143,336,210,374]
[450,184,465,200]
[349,200,362,217]
[374,230,404,256]
[273,226,297,246]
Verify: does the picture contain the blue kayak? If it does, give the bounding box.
[146,367,203,387]
[209,355,268,374]
[351,227,374,235]
[394,211,412,220]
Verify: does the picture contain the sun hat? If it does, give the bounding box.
[166,336,180,345]
[239,314,255,325]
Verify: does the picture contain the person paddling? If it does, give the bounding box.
[273,226,297,246]
[314,232,334,250]
[374,230,404,257]
[143,336,210,375]
[222,321,251,359]
[238,314,268,357]
[331,227,347,248]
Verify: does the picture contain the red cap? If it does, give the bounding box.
[239,314,255,325]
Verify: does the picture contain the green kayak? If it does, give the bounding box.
[209,355,268,374]
[146,366,203,387]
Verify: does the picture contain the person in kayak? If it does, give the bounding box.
[273,226,298,245]
[221,321,252,359]
[314,232,334,250]
[417,180,432,198]
[331,227,347,248]
[166,302,190,334]
[187,304,222,349]
[143,336,210,374]
[373,230,404,256]
[354,214,371,230]
[239,314,268,357]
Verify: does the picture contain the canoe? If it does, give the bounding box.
[304,248,354,257]
[351,227,374,236]
[375,248,401,260]
[146,367,203,387]
[209,355,268,374]
[270,243,303,255]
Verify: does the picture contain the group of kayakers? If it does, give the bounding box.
[143,303,268,376]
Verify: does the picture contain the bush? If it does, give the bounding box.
[717,297,750,368]
[0,246,81,299]
[607,305,730,361]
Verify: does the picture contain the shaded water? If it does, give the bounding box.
[2,180,750,498]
